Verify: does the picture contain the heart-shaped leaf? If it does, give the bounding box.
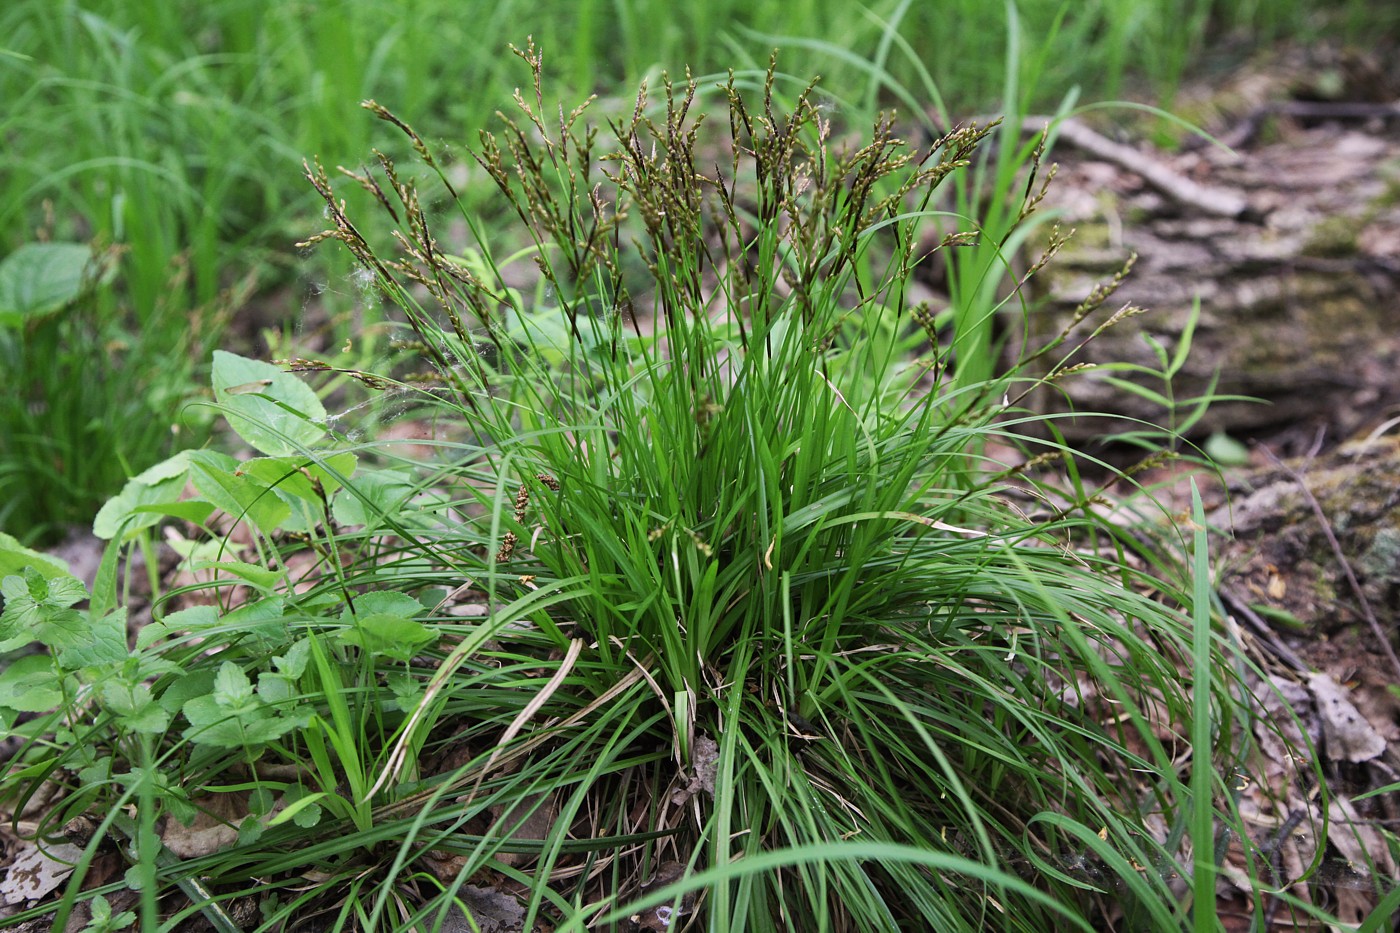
[0,243,97,327]
[212,351,326,456]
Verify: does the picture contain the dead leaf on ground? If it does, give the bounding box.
[436,885,526,933]
[0,839,83,906]
[1307,672,1386,763]
[160,792,247,859]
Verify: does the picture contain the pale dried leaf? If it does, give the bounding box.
[488,792,557,868]
[1308,672,1386,763]
[1327,795,1397,881]
[693,734,718,795]
[1251,674,1316,779]
[1,841,82,905]
[437,885,525,933]
[160,793,244,858]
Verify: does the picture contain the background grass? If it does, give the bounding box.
[0,1,1394,533]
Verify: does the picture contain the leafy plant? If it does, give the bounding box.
[287,50,1262,929]
[0,45,1328,933]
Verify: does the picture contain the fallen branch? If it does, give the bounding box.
[1020,114,1253,219]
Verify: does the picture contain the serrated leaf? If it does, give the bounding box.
[386,671,423,711]
[336,591,435,660]
[78,756,113,787]
[163,792,197,827]
[344,591,424,620]
[273,637,312,678]
[1,567,91,650]
[292,803,322,828]
[337,614,436,661]
[268,791,328,828]
[256,672,296,705]
[101,681,169,734]
[181,698,300,749]
[136,606,215,651]
[248,786,276,817]
[0,242,97,327]
[1,566,88,610]
[221,597,288,650]
[276,785,325,828]
[211,661,255,708]
[158,669,217,714]
[54,608,127,671]
[122,704,171,735]
[237,815,265,847]
[212,351,326,456]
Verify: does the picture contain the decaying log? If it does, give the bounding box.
[1017,117,1400,445]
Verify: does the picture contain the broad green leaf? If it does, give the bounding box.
[332,468,446,532]
[188,450,291,532]
[131,501,217,525]
[242,451,357,502]
[138,605,220,650]
[241,452,358,533]
[93,450,199,541]
[1,566,88,611]
[0,532,73,581]
[267,791,328,828]
[248,787,276,818]
[278,786,324,828]
[117,703,170,735]
[256,672,296,705]
[78,756,113,787]
[1204,430,1250,467]
[182,687,308,748]
[166,605,224,629]
[162,536,228,562]
[221,596,288,650]
[386,671,423,711]
[0,654,67,712]
[157,669,217,715]
[343,591,424,619]
[212,351,326,456]
[187,559,283,593]
[237,816,265,847]
[331,468,414,529]
[0,242,97,327]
